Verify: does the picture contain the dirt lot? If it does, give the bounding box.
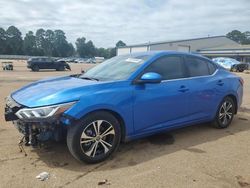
[0,60,250,188]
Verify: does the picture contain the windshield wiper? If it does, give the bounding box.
[80,77,99,81]
[70,74,81,78]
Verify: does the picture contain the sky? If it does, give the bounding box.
[0,0,250,47]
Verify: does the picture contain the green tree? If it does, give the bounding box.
[53,29,71,57]
[109,47,116,58]
[1,25,128,57]
[226,30,248,44]
[0,27,7,54]
[116,40,126,47]
[85,40,96,57]
[75,37,86,57]
[106,40,126,58]
[44,29,55,56]
[243,31,250,44]
[96,48,109,58]
[23,31,37,55]
[35,28,46,55]
[5,26,23,54]
[67,43,75,56]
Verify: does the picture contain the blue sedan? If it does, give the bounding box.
[5,51,243,163]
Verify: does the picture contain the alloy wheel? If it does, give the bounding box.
[80,120,115,158]
[219,101,233,126]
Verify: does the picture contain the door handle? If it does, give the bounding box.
[217,80,224,86]
[178,85,189,92]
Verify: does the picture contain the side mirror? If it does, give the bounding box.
[135,72,162,84]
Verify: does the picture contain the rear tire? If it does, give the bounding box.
[239,69,244,72]
[67,111,121,163]
[212,97,235,129]
[56,66,65,71]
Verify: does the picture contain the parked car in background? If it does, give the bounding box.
[94,57,105,63]
[27,57,71,71]
[70,57,104,64]
[2,62,13,71]
[245,62,250,70]
[66,58,76,63]
[78,58,89,63]
[58,58,76,63]
[86,58,96,64]
[73,58,83,63]
[212,57,249,72]
[5,51,243,163]
[231,63,249,72]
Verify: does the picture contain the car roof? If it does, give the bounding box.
[128,51,210,61]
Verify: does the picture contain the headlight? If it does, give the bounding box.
[15,102,76,119]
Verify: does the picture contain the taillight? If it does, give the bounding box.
[239,77,244,86]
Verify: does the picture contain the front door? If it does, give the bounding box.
[133,55,190,133]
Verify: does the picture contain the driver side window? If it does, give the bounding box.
[144,56,186,80]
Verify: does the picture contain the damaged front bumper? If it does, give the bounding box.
[4,96,75,146]
[13,119,66,146]
[4,96,21,121]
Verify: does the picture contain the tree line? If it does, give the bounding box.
[1,26,249,58]
[0,26,126,58]
[226,30,250,44]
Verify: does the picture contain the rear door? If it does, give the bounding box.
[46,58,56,69]
[184,56,224,120]
[37,58,46,69]
[133,55,190,132]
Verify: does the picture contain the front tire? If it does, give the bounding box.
[212,97,235,128]
[32,65,39,72]
[230,67,237,72]
[67,111,121,163]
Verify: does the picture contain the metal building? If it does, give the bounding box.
[198,44,250,62]
[117,36,238,55]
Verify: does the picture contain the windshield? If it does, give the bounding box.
[80,54,151,81]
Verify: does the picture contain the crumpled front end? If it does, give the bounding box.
[4,96,75,146]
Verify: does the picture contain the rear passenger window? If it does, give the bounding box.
[144,56,185,80]
[207,62,217,74]
[46,58,53,62]
[185,57,210,77]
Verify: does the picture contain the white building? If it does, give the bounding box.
[117,36,237,55]
[117,36,250,62]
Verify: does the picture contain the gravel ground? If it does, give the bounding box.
[0,60,250,188]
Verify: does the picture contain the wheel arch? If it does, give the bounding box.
[32,63,39,68]
[76,109,127,142]
[225,94,238,114]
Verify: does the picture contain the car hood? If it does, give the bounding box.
[11,76,101,107]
